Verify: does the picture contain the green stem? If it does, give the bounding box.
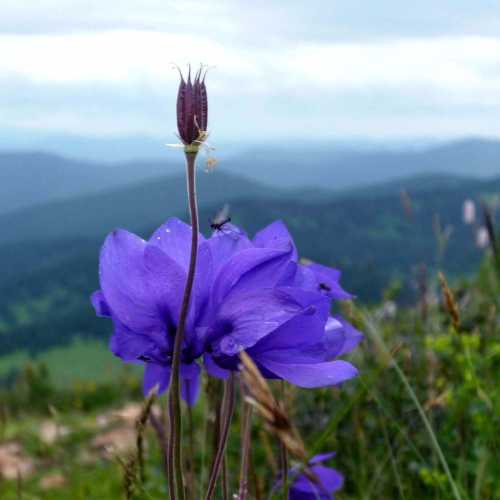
[363,312,463,500]
[168,150,199,500]
[204,374,236,500]
[279,381,289,500]
[238,401,253,500]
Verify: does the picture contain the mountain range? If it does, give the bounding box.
[0,139,498,359]
[0,163,497,357]
[1,137,499,215]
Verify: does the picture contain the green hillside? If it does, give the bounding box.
[0,173,497,360]
[0,170,280,245]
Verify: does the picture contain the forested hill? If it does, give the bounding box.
[2,137,500,214]
[0,173,498,357]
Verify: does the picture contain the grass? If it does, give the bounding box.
[0,259,499,499]
[0,338,141,387]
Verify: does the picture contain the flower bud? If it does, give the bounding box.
[176,66,208,148]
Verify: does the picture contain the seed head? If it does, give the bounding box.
[239,351,307,461]
[438,272,460,331]
[176,65,208,148]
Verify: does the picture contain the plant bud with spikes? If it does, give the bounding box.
[176,66,208,149]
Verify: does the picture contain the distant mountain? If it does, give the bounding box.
[0,151,181,214]
[0,173,497,357]
[1,138,499,214]
[0,170,281,245]
[228,138,500,189]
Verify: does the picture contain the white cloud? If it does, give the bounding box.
[0,29,499,140]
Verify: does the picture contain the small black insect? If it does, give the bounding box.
[319,282,331,292]
[210,204,232,231]
[210,215,231,231]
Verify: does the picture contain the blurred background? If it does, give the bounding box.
[0,1,499,498]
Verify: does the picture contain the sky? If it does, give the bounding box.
[1,0,500,146]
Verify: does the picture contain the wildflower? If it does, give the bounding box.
[91,218,361,404]
[206,221,361,388]
[463,199,476,225]
[288,452,343,500]
[476,226,489,248]
[91,218,208,405]
[176,65,208,147]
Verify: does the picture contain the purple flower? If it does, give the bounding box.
[91,218,209,405]
[176,66,208,145]
[206,221,361,388]
[91,218,361,405]
[289,452,343,500]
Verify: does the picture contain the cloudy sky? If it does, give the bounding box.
[2,0,500,145]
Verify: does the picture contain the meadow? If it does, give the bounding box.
[0,252,498,499]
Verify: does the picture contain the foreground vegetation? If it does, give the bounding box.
[0,254,498,499]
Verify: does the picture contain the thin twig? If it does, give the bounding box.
[204,373,236,500]
[150,412,169,479]
[136,389,157,484]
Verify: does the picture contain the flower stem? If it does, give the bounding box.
[238,398,253,500]
[204,373,236,500]
[186,390,196,498]
[279,381,289,500]
[168,150,199,500]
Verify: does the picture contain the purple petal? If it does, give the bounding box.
[212,246,294,307]
[291,264,319,290]
[249,294,329,355]
[257,358,358,388]
[181,363,201,406]
[189,242,214,328]
[149,218,205,271]
[205,228,252,276]
[99,229,185,332]
[325,317,363,357]
[291,464,343,497]
[143,244,187,323]
[309,452,337,465]
[306,263,353,300]
[204,353,230,380]
[91,290,111,317]
[109,320,158,362]
[211,288,307,356]
[143,363,171,395]
[253,220,298,260]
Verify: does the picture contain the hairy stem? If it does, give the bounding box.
[168,150,199,500]
[204,373,236,500]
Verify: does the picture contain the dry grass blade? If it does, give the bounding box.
[239,352,306,462]
[438,272,461,330]
[135,388,157,483]
[116,453,138,500]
